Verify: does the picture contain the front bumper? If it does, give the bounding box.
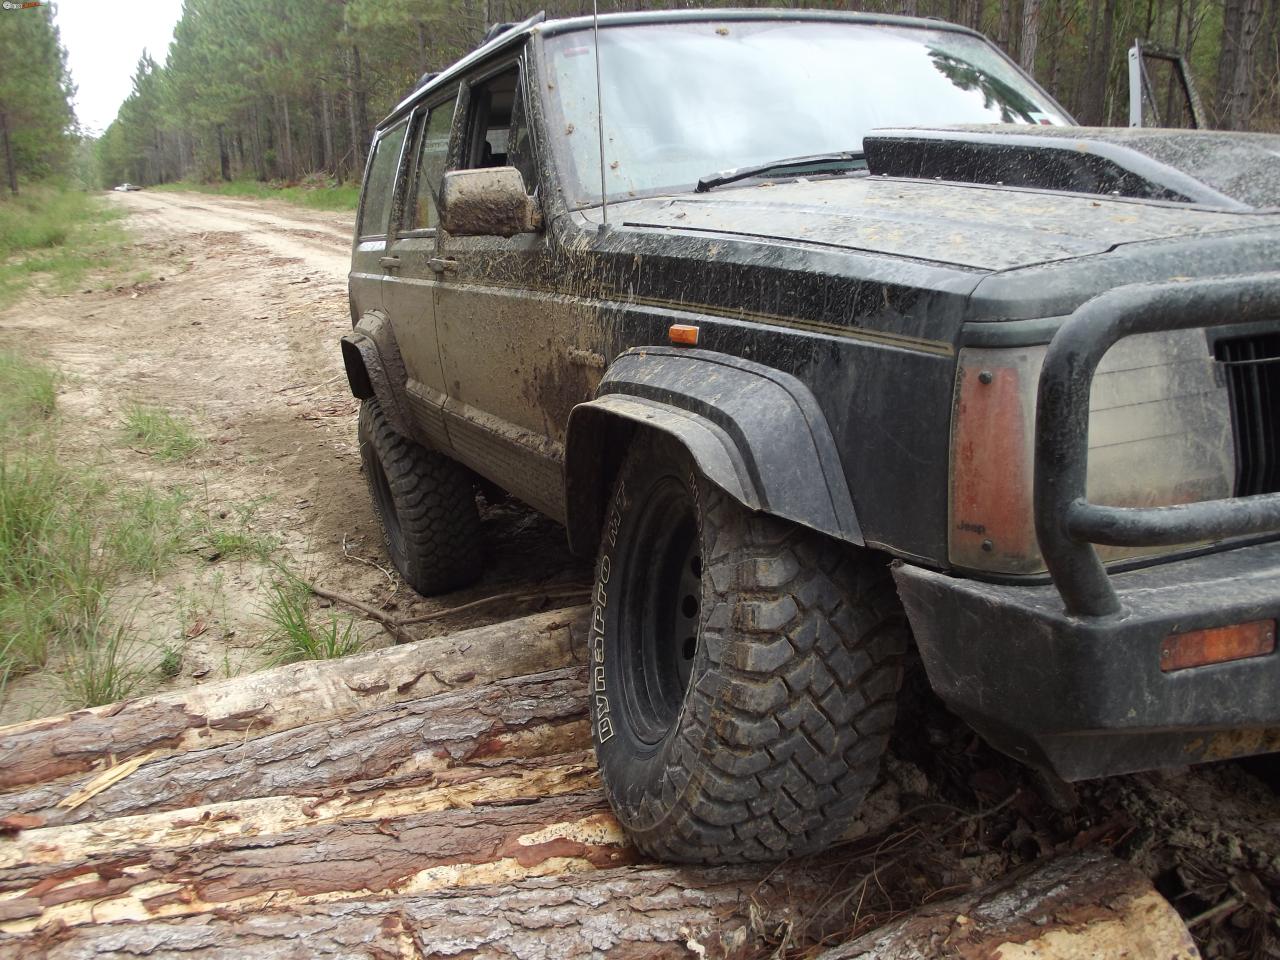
[893,540,1280,781]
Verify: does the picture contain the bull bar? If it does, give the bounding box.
[1034,273,1280,617]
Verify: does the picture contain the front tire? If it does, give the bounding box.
[591,432,907,862]
[357,398,482,595]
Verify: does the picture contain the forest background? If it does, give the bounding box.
[1,0,1276,199]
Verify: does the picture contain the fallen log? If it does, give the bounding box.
[0,606,588,792]
[0,753,596,881]
[0,668,589,827]
[819,849,1200,960]
[0,861,842,960]
[0,778,630,932]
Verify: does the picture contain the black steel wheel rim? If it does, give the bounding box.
[618,475,702,747]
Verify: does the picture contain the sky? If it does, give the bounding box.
[54,0,186,136]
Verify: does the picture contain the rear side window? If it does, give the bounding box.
[407,99,456,230]
[359,120,409,238]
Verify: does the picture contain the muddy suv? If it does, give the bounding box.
[342,9,1280,863]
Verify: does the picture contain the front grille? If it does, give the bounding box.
[1215,333,1280,496]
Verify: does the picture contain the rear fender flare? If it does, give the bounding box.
[563,347,862,555]
[340,312,412,438]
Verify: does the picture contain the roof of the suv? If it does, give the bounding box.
[379,9,984,130]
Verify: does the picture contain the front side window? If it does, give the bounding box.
[407,98,456,230]
[543,20,1071,205]
[359,119,409,238]
[461,67,538,192]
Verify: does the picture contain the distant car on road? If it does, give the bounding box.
[112,183,142,192]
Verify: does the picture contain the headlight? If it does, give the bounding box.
[950,329,1235,574]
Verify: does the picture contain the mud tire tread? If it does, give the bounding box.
[358,398,482,595]
[595,434,907,863]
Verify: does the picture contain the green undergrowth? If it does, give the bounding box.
[122,403,206,462]
[0,354,293,716]
[263,567,362,664]
[153,178,360,212]
[0,186,132,308]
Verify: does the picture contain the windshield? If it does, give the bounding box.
[542,20,1071,205]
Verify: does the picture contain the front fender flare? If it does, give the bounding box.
[564,347,861,555]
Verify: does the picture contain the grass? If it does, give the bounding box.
[122,404,205,462]
[58,603,150,708]
[0,354,214,711]
[198,496,278,562]
[107,486,192,576]
[264,569,362,664]
[0,352,57,436]
[153,177,360,212]
[0,185,131,308]
[0,364,73,674]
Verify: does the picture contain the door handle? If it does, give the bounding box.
[428,257,459,275]
[379,256,400,269]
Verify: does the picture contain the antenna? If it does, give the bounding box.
[592,0,608,228]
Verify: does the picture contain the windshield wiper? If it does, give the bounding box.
[695,151,866,193]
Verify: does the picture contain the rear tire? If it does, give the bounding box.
[590,432,907,862]
[357,398,482,595]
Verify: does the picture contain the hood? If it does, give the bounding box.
[611,173,1269,272]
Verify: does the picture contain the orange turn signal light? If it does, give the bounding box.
[1160,619,1276,673]
[668,324,699,346]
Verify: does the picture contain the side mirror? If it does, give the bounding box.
[439,167,542,237]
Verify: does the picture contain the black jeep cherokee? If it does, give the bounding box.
[341,8,1280,863]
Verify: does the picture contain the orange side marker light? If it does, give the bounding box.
[1160,619,1276,672]
[668,324,699,346]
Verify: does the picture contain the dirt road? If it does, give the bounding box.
[0,189,587,721]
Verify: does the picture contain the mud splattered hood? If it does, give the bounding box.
[608,128,1280,272]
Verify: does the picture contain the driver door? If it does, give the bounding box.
[434,58,597,521]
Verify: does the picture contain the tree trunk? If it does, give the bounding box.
[1,668,589,828]
[1080,0,1118,123]
[416,19,429,71]
[0,606,587,792]
[1019,0,1041,74]
[345,34,368,174]
[1,113,18,195]
[1217,0,1265,128]
[817,851,1199,960]
[999,0,1014,51]
[280,94,295,180]
[216,124,231,181]
[251,108,266,181]
[320,87,335,175]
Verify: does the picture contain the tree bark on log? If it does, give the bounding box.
[0,851,1198,960]
[818,849,1200,960]
[0,785,632,931]
[0,668,589,828]
[0,861,844,960]
[0,607,588,793]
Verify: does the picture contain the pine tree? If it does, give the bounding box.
[0,1,76,193]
